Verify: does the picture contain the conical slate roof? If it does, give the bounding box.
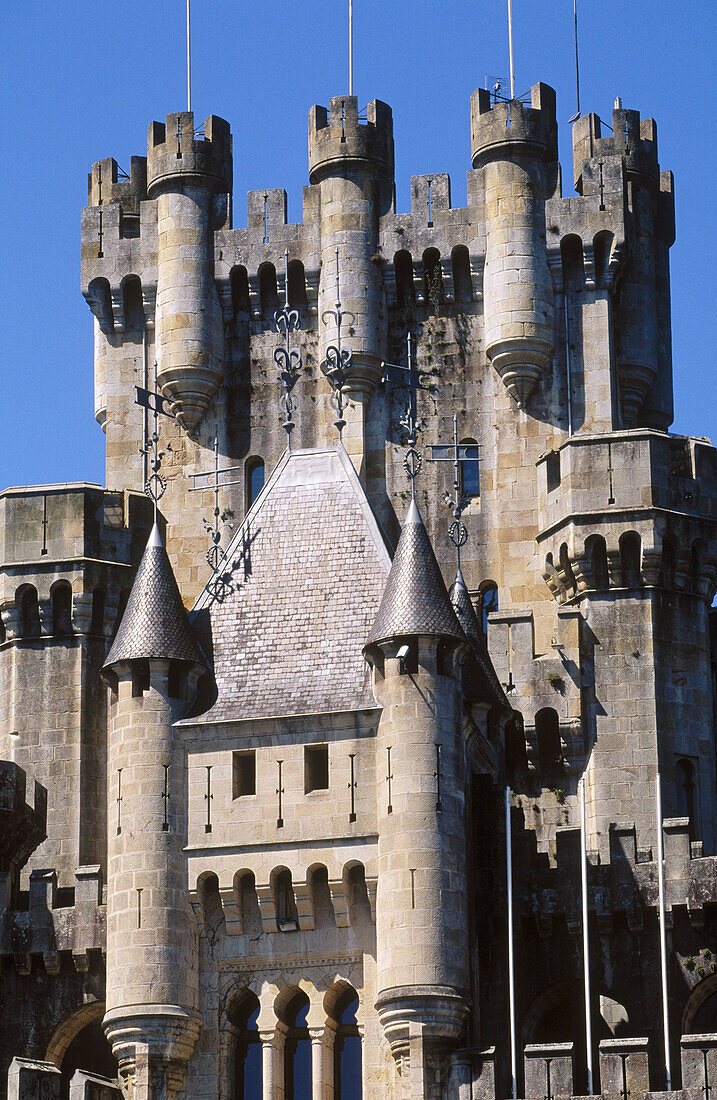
[449,566,509,710]
[366,498,465,646]
[104,524,204,670]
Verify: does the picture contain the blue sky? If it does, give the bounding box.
[1,1,715,488]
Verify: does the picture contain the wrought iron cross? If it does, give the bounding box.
[427,413,480,569]
[274,249,303,444]
[382,330,429,498]
[136,361,171,519]
[322,248,355,440]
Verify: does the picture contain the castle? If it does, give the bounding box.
[1,62,717,1100]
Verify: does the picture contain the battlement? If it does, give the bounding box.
[308,96,394,183]
[146,111,232,197]
[0,762,47,880]
[573,105,660,192]
[470,82,558,167]
[87,156,147,213]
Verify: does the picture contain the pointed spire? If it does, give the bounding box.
[449,566,483,645]
[104,523,204,670]
[366,498,465,647]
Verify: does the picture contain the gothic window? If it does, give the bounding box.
[393,250,415,307]
[459,439,480,498]
[19,586,41,639]
[333,988,362,1099]
[233,992,262,1100]
[451,245,472,304]
[536,708,562,768]
[480,582,499,637]
[619,532,642,588]
[283,992,311,1100]
[246,458,265,510]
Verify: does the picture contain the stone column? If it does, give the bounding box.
[309,1027,327,1099]
[259,1031,279,1100]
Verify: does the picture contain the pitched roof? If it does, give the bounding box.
[366,498,465,646]
[103,523,204,670]
[190,446,392,722]
[449,567,510,710]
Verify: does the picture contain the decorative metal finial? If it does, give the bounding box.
[273,250,303,445]
[201,434,235,594]
[188,436,248,603]
[382,330,428,499]
[138,361,167,518]
[322,248,355,440]
[427,414,481,569]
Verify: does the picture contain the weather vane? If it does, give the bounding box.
[381,330,428,499]
[427,414,480,568]
[322,248,355,441]
[274,250,303,444]
[137,361,169,519]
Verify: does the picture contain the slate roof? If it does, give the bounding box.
[104,523,204,670]
[449,567,510,711]
[191,447,392,722]
[366,498,465,646]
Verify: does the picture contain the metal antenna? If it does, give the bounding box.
[186,0,192,112]
[568,0,582,124]
[139,361,167,521]
[322,248,355,441]
[507,0,515,99]
[273,249,303,445]
[349,0,354,96]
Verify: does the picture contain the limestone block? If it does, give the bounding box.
[7,1058,61,1100]
[68,1071,122,1100]
[599,1036,650,1098]
[524,1042,574,1100]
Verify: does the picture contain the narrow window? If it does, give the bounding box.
[19,587,41,639]
[423,247,442,308]
[233,751,256,798]
[536,708,562,768]
[230,265,250,316]
[459,439,480,498]
[586,535,609,590]
[258,262,279,322]
[246,458,265,509]
[90,588,105,636]
[393,249,415,308]
[436,640,451,677]
[305,745,329,793]
[274,870,299,932]
[287,259,308,310]
[333,988,362,1099]
[546,450,561,493]
[451,245,472,304]
[480,582,499,638]
[619,532,642,588]
[233,993,262,1100]
[51,583,73,637]
[284,993,311,1099]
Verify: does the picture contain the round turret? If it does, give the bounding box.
[469,83,558,408]
[308,97,393,187]
[147,112,232,433]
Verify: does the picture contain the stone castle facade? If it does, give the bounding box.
[2,70,717,1100]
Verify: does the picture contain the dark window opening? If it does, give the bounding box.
[230,265,251,316]
[284,993,311,1099]
[546,450,561,493]
[586,535,609,590]
[459,439,480,498]
[436,640,452,677]
[451,245,472,304]
[394,249,415,308]
[288,259,308,311]
[122,274,144,331]
[274,870,299,932]
[51,583,73,637]
[305,744,329,793]
[232,993,262,1100]
[246,458,265,509]
[258,262,279,322]
[19,587,41,639]
[620,532,642,588]
[423,248,443,309]
[333,988,362,1100]
[480,583,499,638]
[59,1019,117,1100]
[90,588,105,636]
[536,708,562,768]
[233,751,257,798]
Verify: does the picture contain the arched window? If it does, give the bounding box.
[459,438,480,498]
[585,535,609,590]
[246,457,265,510]
[273,869,298,932]
[19,586,41,639]
[333,987,362,1099]
[232,992,262,1100]
[258,262,279,322]
[619,532,642,588]
[423,248,443,309]
[283,992,311,1100]
[536,708,562,768]
[676,758,697,839]
[561,234,585,292]
[230,265,251,316]
[480,582,498,637]
[288,259,308,311]
[121,274,144,331]
[451,245,472,304]
[51,582,73,637]
[662,536,676,588]
[393,250,415,308]
[90,588,105,636]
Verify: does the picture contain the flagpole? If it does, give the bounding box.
[507,0,515,99]
[656,771,672,1090]
[349,0,354,96]
[506,786,517,1100]
[573,0,581,119]
[580,779,593,1094]
[186,0,192,112]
